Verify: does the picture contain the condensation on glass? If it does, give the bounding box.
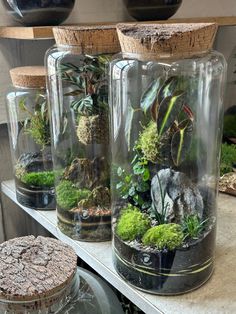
[46,26,120,241]
[110,23,227,294]
[6,66,55,210]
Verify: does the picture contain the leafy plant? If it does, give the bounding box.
[181,214,208,240]
[60,54,111,116]
[139,76,194,167]
[116,204,151,241]
[116,149,151,210]
[20,171,54,187]
[220,143,236,176]
[19,94,51,149]
[56,180,91,210]
[142,223,184,250]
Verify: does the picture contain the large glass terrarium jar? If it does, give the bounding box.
[110,23,226,294]
[46,26,120,241]
[6,66,55,210]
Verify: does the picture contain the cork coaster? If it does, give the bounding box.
[0,236,77,302]
[10,66,46,89]
[116,23,218,60]
[53,25,120,54]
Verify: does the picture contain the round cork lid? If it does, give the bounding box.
[53,25,120,54]
[0,236,77,301]
[116,23,218,60]
[10,66,46,88]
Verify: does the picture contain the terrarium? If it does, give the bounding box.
[110,23,226,294]
[46,26,120,241]
[6,66,55,210]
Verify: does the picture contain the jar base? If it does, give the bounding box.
[57,216,111,242]
[112,227,216,295]
[16,187,55,210]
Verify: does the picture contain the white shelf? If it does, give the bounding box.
[1,180,236,314]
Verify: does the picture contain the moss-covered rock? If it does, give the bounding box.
[77,114,109,145]
[78,185,110,208]
[20,171,54,187]
[142,223,184,251]
[56,180,91,210]
[224,113,236,138]
[116,204,151,241]
[138,122,159,163]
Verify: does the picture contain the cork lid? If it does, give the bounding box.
[53,25,120,54]
[116,23,218,60]
[10,66,46,89]
[0,236,77,301]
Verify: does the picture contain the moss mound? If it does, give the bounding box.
[21,171,54,187]
[220,143,236,176]
[116,204,151,241]
[138,122,159,163]
[56,180,91,210]
[142,223,184,251]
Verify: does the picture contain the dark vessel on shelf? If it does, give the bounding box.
[1,0,75,26]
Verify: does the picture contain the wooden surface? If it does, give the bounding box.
[0,26,54,40]
[1,17,236,40]
[2,179,236,314]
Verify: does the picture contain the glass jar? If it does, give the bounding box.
[46,26,120,241]
[110,23,227,294]
[6,66,55,210]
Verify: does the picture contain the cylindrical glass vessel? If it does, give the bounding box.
[6,66,55,210]
[110,23,226,294]
[46,26,120,241]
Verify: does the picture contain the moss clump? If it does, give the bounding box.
[220,143,236,176]
[77,114,109,145]
[56,180,91,210]
[224,115,236,138]
[21,171,54,187]
[142,223,184,251]
[116,204,151,241]
[138,122,159,163]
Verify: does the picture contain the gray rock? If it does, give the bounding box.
[151,168,204,223]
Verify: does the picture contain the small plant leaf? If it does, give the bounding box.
[140,79,161,114]
[157,91,185,137]
[158,76,179,105]
[171,120,193,166]
[64,90,84,96]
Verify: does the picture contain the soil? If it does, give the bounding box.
[113,225,216,295]
[57,205,111,242]
[15,177,55,210]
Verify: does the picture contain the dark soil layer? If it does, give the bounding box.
[113,227,216,295]
[15,178,55,210]
[57,206,111,242]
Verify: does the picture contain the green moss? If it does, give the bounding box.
[21,171,54,187]
[142,223,184,251]
[224,115,236,138]
[220,143,236,176]
[116,204,151,241]
[138,122,159,163]
[56,180,91,210]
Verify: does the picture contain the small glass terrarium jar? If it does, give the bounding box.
[110,23,226,294]
[46,26,120,241]
[6,66,55,210]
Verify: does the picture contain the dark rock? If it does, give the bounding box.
[17,152,53,173]
[151,168,204,223]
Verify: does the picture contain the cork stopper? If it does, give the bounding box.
[116,23,218,60]
[53,25,120,54]
[10,66,46,89]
